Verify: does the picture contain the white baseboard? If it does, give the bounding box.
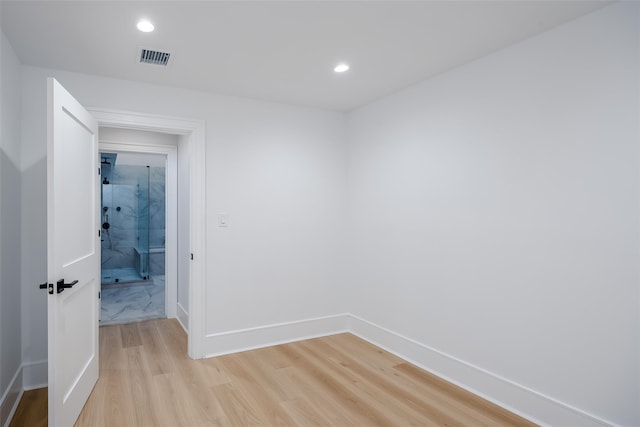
[347,314,614,427]
[176,302,189,334]
[204,313,350,358]
[0,366,22,427]
[22,359,47,390]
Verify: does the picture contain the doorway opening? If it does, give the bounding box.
[99,150,168,325]
[90,108,206,359]
[98,126,181,332]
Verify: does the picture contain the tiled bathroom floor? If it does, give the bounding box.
[100,275,165,325]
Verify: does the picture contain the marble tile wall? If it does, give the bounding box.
[150,250,165,276]
[149,167,166,248]
[101,184,137,270]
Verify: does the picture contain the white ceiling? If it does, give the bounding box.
[1,1,610,111]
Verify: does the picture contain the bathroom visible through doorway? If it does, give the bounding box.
[99,151,167,325]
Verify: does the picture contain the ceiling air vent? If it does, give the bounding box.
[139,49,171,67]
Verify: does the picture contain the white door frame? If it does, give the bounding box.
[99,142,178,322]
[88,108,206,359]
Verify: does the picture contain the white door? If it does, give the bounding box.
[46,78,100,427]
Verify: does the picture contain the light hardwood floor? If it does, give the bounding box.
[10,319,536,426]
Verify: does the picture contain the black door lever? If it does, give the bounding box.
[56,279,78,294]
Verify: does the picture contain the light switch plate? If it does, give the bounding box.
[218,213,228,227]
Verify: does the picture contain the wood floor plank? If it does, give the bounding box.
[217,355,298,426]
[295,338,435,426]
[194,357,233,388]
[99,323,125,372]
[211,382,264,426]
[285,341,401,426]
[125,346,163,426]
[10,319,538,427]
[305,336,467,426]
[242,349,298,402]
[8,388,47,427]
[273,365,369,426]
[151,371,213,426]
[395,362,533,426]
[76,369,137,427]
[320,334,503,426]
[169,359,228,424]
[325,333,531,426]
[119,322,142,348]
[280,397,335,426]
[137,319,175,376]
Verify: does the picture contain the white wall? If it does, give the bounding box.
[0,30,23,424]
[177,134,190,327]
[20,66,349,378]
[100,127,180,149]
[19,66,47,391]
[346,2,639,426]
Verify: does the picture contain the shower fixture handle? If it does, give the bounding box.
[56,278,78,294]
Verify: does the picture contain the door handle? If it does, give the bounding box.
[56,279,78,294]
[39,282,54,295]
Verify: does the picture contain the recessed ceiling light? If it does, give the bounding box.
[137,20,154,33]
[334,63,350,73]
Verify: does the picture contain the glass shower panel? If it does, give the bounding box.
[136,166,151,279]
[100,181,114,283]
[99,149,170,288]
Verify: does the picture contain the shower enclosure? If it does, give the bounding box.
[100,152,165,285]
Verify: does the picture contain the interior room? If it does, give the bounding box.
[0,1,638,426]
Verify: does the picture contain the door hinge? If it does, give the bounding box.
[98,167,101,176]
[98,291,101,300]
[98,229,101,237]
[190,253,194,260]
